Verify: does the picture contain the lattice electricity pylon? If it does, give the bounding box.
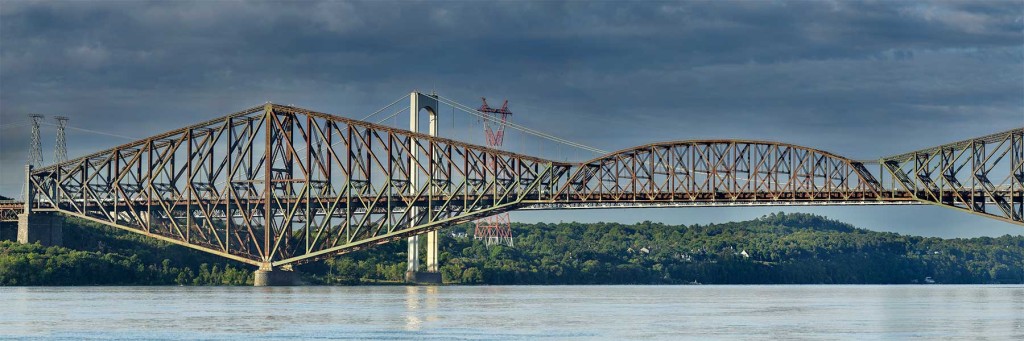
[472,98,515,247]
[474,213,513,247]
[28,114,44,167]
[478,97,512,146]
[54,116,69,164]
[22,114,45,201]
[26,102,559,269]
[881,128,1023,225]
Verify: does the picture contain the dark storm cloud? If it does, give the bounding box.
[3,1,1019,89]
[1,0,1022,235]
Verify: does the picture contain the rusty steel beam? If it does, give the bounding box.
[546,140,900,205]
[22,101,1023,268]
[0,201,19,222]
[28,102,557,267]
[881,128,1024,225]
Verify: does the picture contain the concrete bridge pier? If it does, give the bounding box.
[17,212,63,247]
[405,267,442,284]
[17,165,63,247]
[253,264,300,286]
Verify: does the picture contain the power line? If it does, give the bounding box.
[435,95,608,155]
[65,125,136,140]
[39,122,137,140]
[353,94,608,157]
[440,95,603,152]
[0,121,28,129]
[18,93,605,167]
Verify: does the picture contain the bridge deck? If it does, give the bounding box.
[0,201,22,222]
[10,101,1020,267]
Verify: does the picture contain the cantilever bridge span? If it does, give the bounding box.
[7,95,1022,271]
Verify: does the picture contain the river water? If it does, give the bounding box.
[1,285,1022,340]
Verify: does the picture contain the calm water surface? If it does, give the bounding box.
[1,285,1022,340]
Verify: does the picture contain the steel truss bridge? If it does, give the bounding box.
[4,93,1022,270]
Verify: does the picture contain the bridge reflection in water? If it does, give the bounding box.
[3,92,1021,281]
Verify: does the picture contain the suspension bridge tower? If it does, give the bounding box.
[405,91,443,284]
[474,98,515,247]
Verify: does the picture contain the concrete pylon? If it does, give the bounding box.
[405,91,442,284]
[17,165,63,247]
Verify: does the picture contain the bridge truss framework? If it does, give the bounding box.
[4,93,1020,270]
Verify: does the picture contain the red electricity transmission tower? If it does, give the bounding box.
[474,98,515,247]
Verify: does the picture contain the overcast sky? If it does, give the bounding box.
[1,1,1022,237]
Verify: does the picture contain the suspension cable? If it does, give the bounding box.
[0,122,28,130]
[435,95,607,155]
[33,93,608,171]
[361,94,410,121]
[375,106,409,125]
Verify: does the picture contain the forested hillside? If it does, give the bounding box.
[2,213,1022,285]
[0,217,252,285]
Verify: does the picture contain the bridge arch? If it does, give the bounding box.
[551,140,886,206]
[10,100,1018,273]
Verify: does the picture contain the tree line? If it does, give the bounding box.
[2,213,1022,285]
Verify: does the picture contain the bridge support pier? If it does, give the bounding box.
[253,265,300,286]
[405,270,442,284]
[17,212,63,247]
